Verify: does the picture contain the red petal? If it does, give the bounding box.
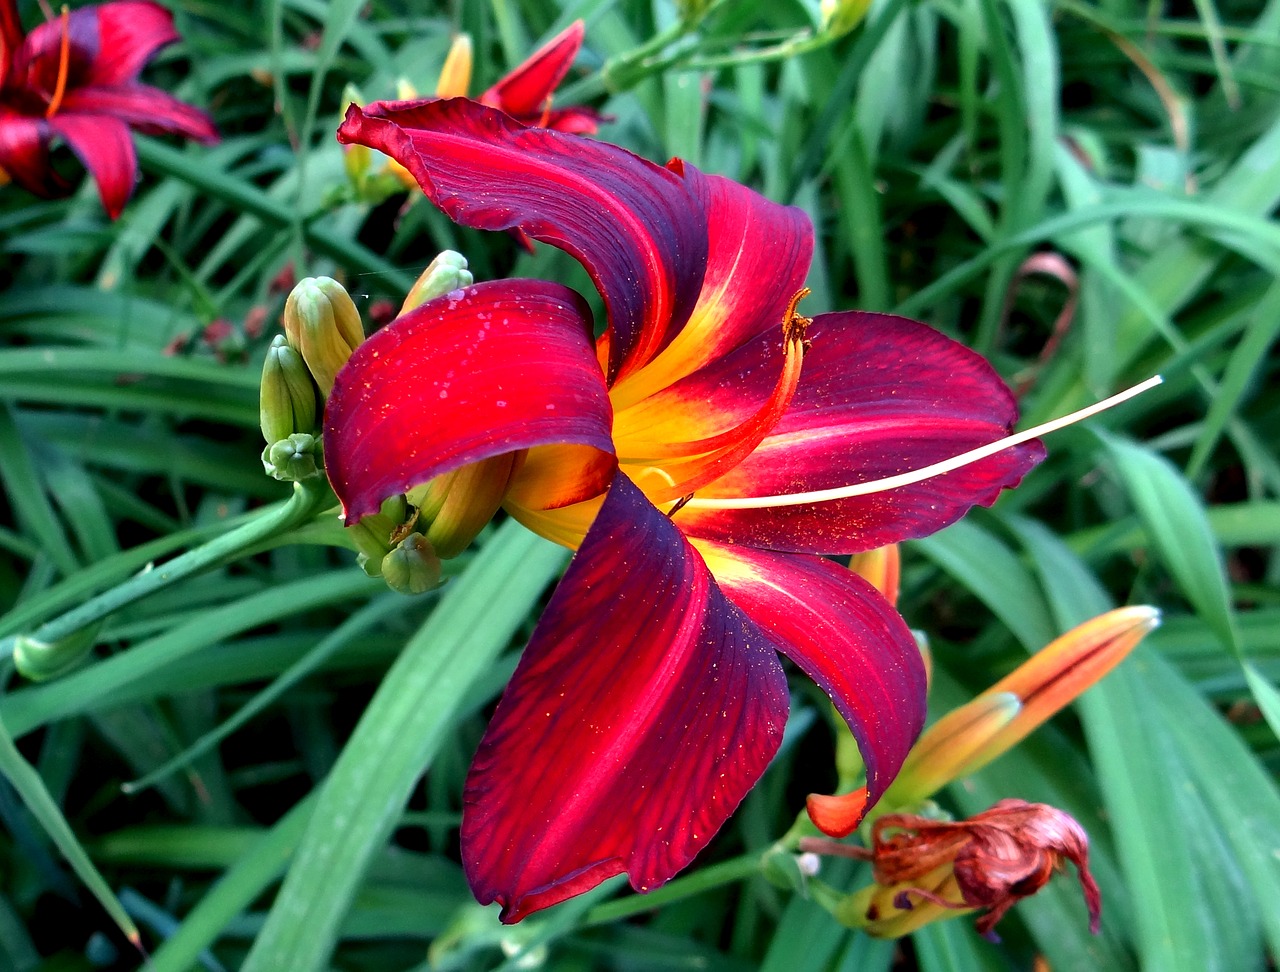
[462,475,790,922]
[0,110,68,198]
[324,280,615,524]
[695,541,926,825]
[541,105,607,134]
[336,98,706,382]
[1,0,22,80]
[86,1,180,84]
[610,163,813,409]
[672,311,1045,553]
[480,20,584,118]
[47,112,136,217]
[59,84,217,141]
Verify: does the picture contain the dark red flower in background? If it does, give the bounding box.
[331,98,1043,922]
[0,0,217,217]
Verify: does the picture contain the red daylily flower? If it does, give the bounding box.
[331,98,1044,922]
[470,20,604,134]
[0,0,217,217]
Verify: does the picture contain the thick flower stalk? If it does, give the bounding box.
[332,97,1044,922]
[0,0,217,217]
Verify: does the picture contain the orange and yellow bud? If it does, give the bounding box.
[884,606,1159,807]
[435,35,473,98]
[849,544,900,606]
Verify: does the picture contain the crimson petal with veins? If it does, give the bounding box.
[47,113,135,218]
[671,311,1045,553]
[463,475,790,922]
[336,98,706,382]
[324,280,615,524]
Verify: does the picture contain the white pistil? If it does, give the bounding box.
[681,375,1163,511]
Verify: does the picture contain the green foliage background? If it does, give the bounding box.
[1,0,1278,969]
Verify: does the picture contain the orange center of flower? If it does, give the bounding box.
[618,288,811,507]
[44,6,71,118]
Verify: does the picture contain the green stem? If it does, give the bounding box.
[0,478,331,665]
[581,854,762,927]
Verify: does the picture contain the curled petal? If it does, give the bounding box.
[674,312,1044,553]
[696,541,926,834]
[324,280,614,523]
[336,98,706,381]
[463,475,790,922]
[59,85,218,141]
[47,112,135,217]
[480,21,584,119]
[610,164,813,410]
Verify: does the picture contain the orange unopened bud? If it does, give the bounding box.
[884,606,1158,806]
[849,544,900,605]
[435,34,473,98]
[825,799,1101,939]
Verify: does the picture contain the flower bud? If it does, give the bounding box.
[345,494,411,575]
[408,452,521,559]
[884,606,1160,808]
[820,0,873,38]
[13,622,101,681]
[435,35,473,98]
[283,277,364,395]
[399,251,474,316]
[260,334,318,443]
[849,544,900,605]
[380,533,442,594]
[262,432,323,482]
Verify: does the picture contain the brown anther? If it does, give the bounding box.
[783,287,812,351]
[388,506,421,545]
[666,493,696,518]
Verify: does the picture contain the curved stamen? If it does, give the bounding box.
[680,375,1163,511]
[44,6,71,119]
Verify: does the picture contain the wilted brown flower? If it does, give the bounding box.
[861,798,1101,938]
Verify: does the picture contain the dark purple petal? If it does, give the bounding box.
[324,279,615,524]
[462,475,790,922]
[696,540,926,826]
[336,98,707,382]
[671,311,1045,552]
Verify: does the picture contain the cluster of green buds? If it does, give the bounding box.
[267,253,475,595]
[258,275,361,482]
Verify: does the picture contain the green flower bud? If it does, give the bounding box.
[260,335,318,443]
[820,0,873,38]
[380,533,442,594]
[344,494,410,574]
[408,452,520,560]
[284,277,365,395]
[14,622,101,681]
[262,432,323,482]
[399,251,474,315]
